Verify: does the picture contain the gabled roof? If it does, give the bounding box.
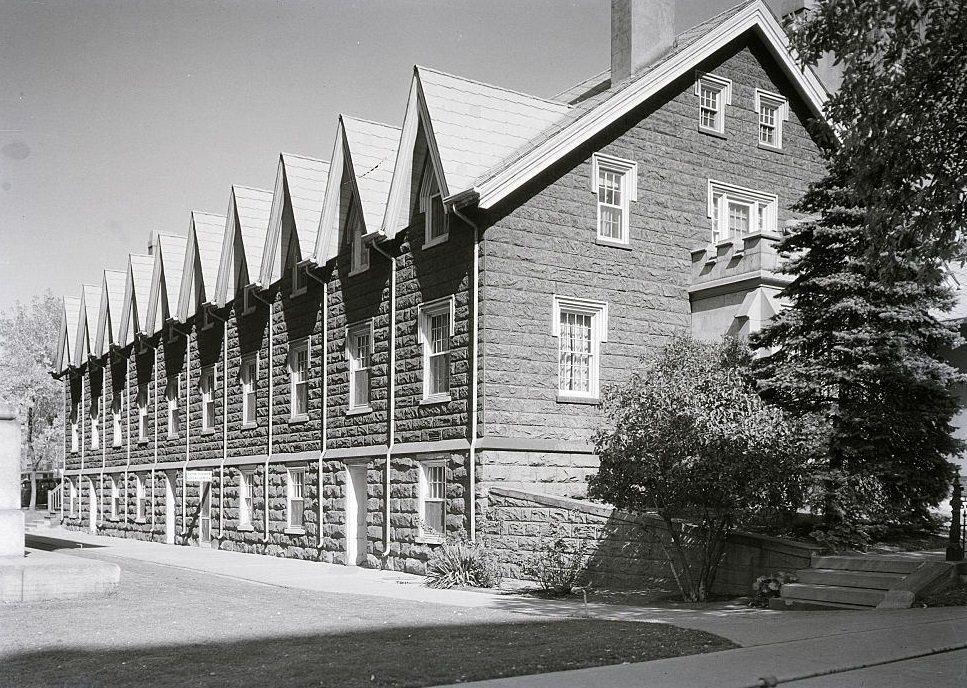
[177,211,225,320]
[259,153,331,286]
[55,295,82,374]
[118,254,155,344]
[74,283,102,365]
[317,115,400,262]
[94,269,127,358]
[214,186,273,307]
[470,0,828,209]
[146,232,188,333]
[381,66,569,237]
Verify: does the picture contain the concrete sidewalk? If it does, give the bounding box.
[27,525,967,687]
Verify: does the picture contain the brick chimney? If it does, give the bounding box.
[611,0,675,84]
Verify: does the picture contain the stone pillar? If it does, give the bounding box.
[0,404,24,557]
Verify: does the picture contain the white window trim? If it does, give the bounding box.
[286,466,306,532]
[289,337,311,420]
[166,374,180,438]
[694,71,732,135]
[417,459,446,542]
[347,202,371,276]
[346,320,375,413]
[754,88,789,150]
[707,179,779,245]
[418,296,455,403]
[419,162,448,248]
[200,307,214,331]
[90,397,100,450]
[137,384,149,443]
[200,366,216,432]
[112,397,122,447]
[110,476,119,519]
[591,153,637,247]
[291,263,308,297]
[70,407,79,453]
[134,474,145,521]
[242,285,257,315]
[240,353,258,427]
[239,469,255,528]
[69,479,78,517]
[552,295,609,401]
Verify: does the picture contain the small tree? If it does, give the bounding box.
[589,337,818,601]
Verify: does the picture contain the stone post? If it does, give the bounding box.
[0,404,24,557]
[947,471,963,562]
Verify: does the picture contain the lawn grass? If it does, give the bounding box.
[7,619,735,687]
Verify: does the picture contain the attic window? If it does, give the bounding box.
[242,286,257,315]
[291,264,308,296]
[694,72,732,135]
[419,161,448,248]
[347,202,369,276]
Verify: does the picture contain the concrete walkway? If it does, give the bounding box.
[26,523,967,687]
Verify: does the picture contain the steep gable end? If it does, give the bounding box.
[55,295,82,374]
[214,185,273,307]
[178,211,226,320]
[94,269,126,358]
[147,232,188,333]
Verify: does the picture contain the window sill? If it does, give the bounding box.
[698,125,727,140]
[112,442,122,448]
[241,307,257,317]
[237,524,254,532]
[346,406,373,417]
[200,429,216,436]
[241,422,258,430]
[419,394,451,406]
[134,517,147,524]
[167,433,179,441]
[595,236,632,250]
[423,235,449,250]
[137,439,149,445]
[284,527,306,536]
[757,142,784,154]
[556,393,600,406]
[288,414,309,424]
[289,288,307,299]
[416,534,445,545]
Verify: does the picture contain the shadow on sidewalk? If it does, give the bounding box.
[25,534,106,551]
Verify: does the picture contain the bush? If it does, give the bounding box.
[523,536,590,595]
[749,571,798,608]
[424,539,502,589]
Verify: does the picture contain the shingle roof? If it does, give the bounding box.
[416,65,570,194]
[282,153,330,260]
[342,116,400,234]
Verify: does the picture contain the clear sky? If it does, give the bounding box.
[0,0,785,312]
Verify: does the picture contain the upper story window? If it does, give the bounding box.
[289,338,309,419]
[200,366,216,431]
[347,321,373,412]
[347,202,369,275]
[112,396,122,447]
[166,374,180,438]
[89,395,100,450]
[137,384,149,443]
[419,161,448,248]
[70,404,79,453]
[708,180,778,244]
[552,296,608,401]
[694,72,732,135]
[291,264,309,297]
[755,89,788,150]
[240,354,258,426]
[591,153,637,247]
[287,467,305,530]
[419,297,454,403]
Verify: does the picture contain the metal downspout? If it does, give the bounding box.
[266,297,273,544]
[371,243,396,559]
[220,320,227,539]
[152,347,157,528]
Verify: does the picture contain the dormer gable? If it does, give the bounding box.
[118,254,154,346]
[177,211,226,321]
[94,269,126,359]
[214,185,273,308]
[75,283,102,365]
[146,232,188,333]
[55,295,82,374]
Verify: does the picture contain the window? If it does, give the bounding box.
[419,462,446,537]
[291,264,309,296]
[137,384,148,442]
[347,202,369,275]
[287,467,305,530]
[239,470,254,527]
[694,72,732,135]
[69,480,77,517]
[418,298,454,402]
[89,396,100,450]
[242,286,257,315]
[708,180,778,244]
[289,339,309,418]
[419,162,448,247]
[347,321,373,411]
[591,154,637,246]
[200,307,214,331]
[70,405,79,453]
[240,354,258,426]
[110,477,120,519]
[112,397,122,447]
[134,474,145,520]
[200,367,215,431]
[166,374,180,438]
[552,296,609,400]
[755,89,788,149]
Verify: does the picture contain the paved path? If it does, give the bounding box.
[25,523,967,687]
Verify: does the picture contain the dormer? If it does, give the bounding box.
[177,211,225,323]
[259,153,331,295]
[94,269,127,359]
[214,185,273,308]
[146,232,188,333]
[55,295,82,376]
[75,283,102,366]
[316,115,400,270]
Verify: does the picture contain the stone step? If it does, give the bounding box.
[811,556,923,574]
[770,596,870,611]
[796,568,906,590]
[780,583,886,607]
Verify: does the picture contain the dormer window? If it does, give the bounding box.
[242,286,257,315]
[347,202,369,275]
[755,89,788,150]
[694,72,732,135]
[419,161,448,248]
[292,264,309,296]
[201,307,214,331]
[708,180,778,244]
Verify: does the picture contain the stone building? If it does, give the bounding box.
[52,0,831,572]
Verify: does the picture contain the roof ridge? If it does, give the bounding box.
[341,114,402,131]
[232,184,273,194]
[281,152,330,164]
[415,64,569,109]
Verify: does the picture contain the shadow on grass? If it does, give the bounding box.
[4,619,735,688]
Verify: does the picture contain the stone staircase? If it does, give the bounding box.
[775,555,924,609]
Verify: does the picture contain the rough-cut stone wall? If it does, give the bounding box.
[482,488,819,594]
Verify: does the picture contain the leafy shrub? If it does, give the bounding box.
[523,536,590,595]
[424,539,502,589]
[749,571,798,608]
